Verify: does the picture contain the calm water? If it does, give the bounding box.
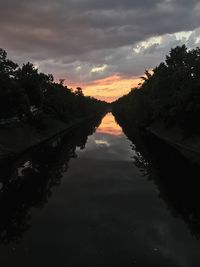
[0,113,200,267]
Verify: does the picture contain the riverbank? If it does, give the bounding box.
[113,112,200,166]
[0,115,103,162]
[146,123,200,166]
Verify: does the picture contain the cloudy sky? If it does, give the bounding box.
[1,0,200,101]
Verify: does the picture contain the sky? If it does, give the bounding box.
[1,0,200,102]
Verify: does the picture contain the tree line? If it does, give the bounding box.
[0,48,108,126]
[113,45,200,136]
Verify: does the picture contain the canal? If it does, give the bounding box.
[0,113,200,266]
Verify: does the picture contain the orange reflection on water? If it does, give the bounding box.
[97,113,123,136]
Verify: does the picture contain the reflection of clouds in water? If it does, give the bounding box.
[97,113,123,136]
[76,113,139,162]
[97,127,123,136]
[2,113,199,266]
[95,140,110,147]
[78,130,134,162]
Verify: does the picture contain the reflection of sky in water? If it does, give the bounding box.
[1,113,200,267]
[96,112,123,136]
[77,113,135,161]
[95,140,110,147]
[71,113,200,267]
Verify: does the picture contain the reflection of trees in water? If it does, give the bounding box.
[119,121,200,240]
[147,140,200,240]
[0,117,102,245]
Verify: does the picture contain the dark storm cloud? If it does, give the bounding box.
[1,0,200,84]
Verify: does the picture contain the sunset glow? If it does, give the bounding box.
[1,0,200,265]
[79,75,141,102]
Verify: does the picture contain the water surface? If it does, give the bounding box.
[0,113,200,267]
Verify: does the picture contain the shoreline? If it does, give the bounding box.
[113,112,200,166]
[146,125,200,166]
[0,115,102,163]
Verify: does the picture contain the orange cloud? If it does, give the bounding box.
[84,75,141,102]
[92,75,122,86]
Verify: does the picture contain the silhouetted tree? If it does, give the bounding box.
[0,48,108,124]
[113,45,200,136]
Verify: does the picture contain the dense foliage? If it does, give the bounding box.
[0,48,107,124]
[113,45,200,136]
